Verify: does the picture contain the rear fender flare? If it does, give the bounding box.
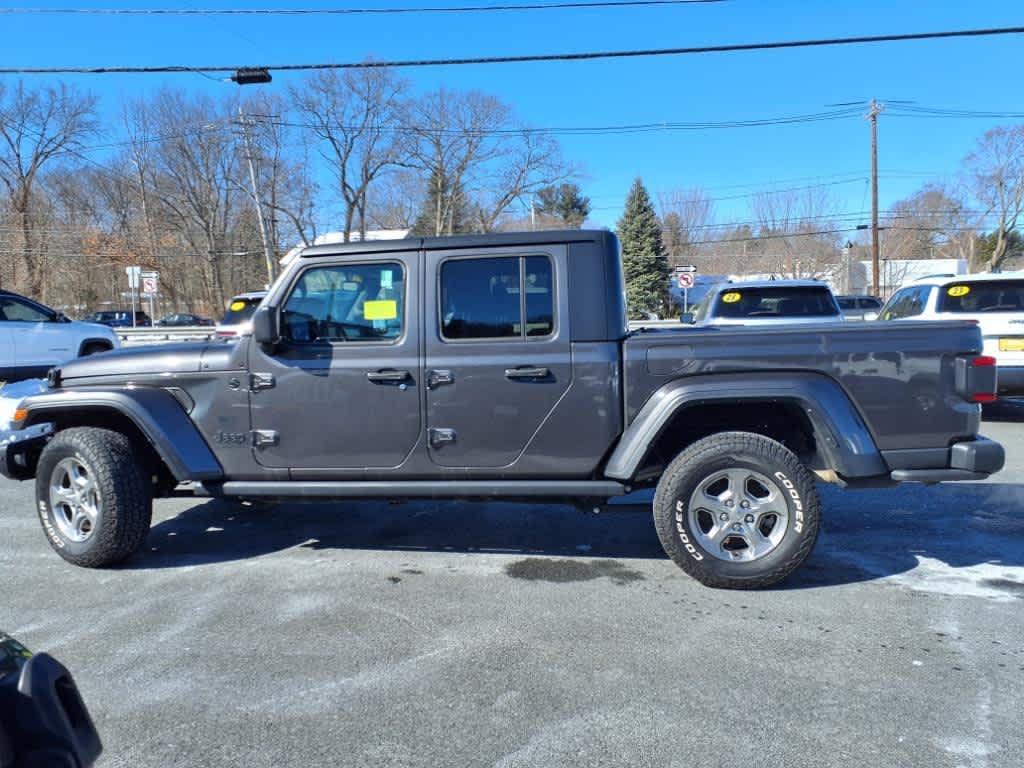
[604,372,886,481]
[17,387,222,482]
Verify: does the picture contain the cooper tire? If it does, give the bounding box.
[653,431,821,589]
[34,428,153,568]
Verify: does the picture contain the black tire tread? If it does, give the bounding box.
[35,427,152,568]
[653,431,821,589]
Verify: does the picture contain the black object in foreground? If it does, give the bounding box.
[0,632,102,768]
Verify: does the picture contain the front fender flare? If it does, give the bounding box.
[604,372,887,481]
[16,387,223,482]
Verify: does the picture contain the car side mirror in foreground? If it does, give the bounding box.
[251,305,280,347]
[680,312,696,325]
[0,632,102,768]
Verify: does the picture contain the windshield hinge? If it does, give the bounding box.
[250,373,275,391]
[251,429,279,448]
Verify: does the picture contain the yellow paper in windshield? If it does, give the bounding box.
[722,292,742,303]
[364,300,397,320]
[947,285,970,297]
[229,300,246,311]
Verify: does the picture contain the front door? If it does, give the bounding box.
[424,246,571,468]
[0,295,72,368]
[249,253,421,470]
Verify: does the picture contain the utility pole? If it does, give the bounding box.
[867,99,884,296]
[237,108,277,285]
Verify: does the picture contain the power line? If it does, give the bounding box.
[0,0,728,16]
[3,25,1024,74]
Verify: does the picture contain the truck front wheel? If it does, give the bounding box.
[34,428,153,568]
[653,431,821,589]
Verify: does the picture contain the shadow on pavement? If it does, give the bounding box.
[129,483,1024,591]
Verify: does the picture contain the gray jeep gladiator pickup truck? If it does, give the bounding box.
[0,230,1006,588]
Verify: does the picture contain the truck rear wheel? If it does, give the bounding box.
[34,428,153,568]
[653,431,821,589]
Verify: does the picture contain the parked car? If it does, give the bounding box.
[683,280,844,325]
[84,310,152,328]
[1,231,1003,589]
[836,294,883,321]
[157,313,214,327]
[878,272,1024,396]
[215,291,267,340]
[0,290,118,383]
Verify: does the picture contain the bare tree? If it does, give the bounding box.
[405,88,572,235]
[750,186,840,278]
[0,81,98,293]
[290,68,407,241]
[881,183,976,264]
[963,125,1024,272]
[659,187,715,266]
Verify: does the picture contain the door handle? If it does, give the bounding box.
[426,369,454,389]
[366,369,411,383]
[504,366,550,379]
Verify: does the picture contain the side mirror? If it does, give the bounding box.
[54,312,70,323]
[251,305,280,347]
[680,312,696,325]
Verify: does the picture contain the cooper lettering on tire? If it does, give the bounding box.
[652,431,821,589]
[34,427,153,568]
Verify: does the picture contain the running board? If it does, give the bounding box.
[197,480,629,500]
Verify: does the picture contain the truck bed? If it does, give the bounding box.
[623,320,983,452]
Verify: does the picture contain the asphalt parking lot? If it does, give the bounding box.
[2,404,1023,768]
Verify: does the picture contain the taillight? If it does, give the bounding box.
[969,356,997,403]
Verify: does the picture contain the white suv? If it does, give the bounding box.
[0,291,119,383]
[878,273,1024,396]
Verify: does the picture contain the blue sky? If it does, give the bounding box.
[3,0,1024,232]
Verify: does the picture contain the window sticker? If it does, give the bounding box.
[947,285,970,297]
[229,300,246,311]
[364,300,397,320]
[721,291,742,304]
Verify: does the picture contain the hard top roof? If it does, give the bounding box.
[718,279,830,290]
[912,271,1024,286]
[296,229,615,259]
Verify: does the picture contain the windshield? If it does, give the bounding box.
[713,286,839,318]
[220,297,263,325]
[937,280,1024,313]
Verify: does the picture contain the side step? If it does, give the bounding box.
[197,479,629,500]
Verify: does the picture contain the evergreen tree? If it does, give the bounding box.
[617,178,669,317]
[411,168,472,236]
[536,183,591,228]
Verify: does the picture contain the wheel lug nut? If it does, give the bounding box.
[719,512,729,521]
[740,501,750,509]
[732,523,742,531]
[725,500,734,507]
[744,514,755,523]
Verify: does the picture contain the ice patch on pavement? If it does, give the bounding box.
[882,556,1024,602]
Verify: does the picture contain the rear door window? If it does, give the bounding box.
[937,280,1024,313]
[440,255,554,340]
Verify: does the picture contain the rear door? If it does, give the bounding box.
[423,246,571,468]
[249,252,421,469]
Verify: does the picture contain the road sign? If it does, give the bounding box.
[676,272,695,289]
[674,265,698,274]
[125,265,141,289]
[142,276,158,295]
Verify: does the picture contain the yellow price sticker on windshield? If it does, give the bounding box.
[947,285,970,297]
[364,300,397,320]
[721,291,742,303]
[229,300,246,311]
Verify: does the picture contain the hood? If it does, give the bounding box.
[57,342,234,382]
[72,320,118,336]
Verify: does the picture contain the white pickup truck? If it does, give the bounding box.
[0,290,119,383]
